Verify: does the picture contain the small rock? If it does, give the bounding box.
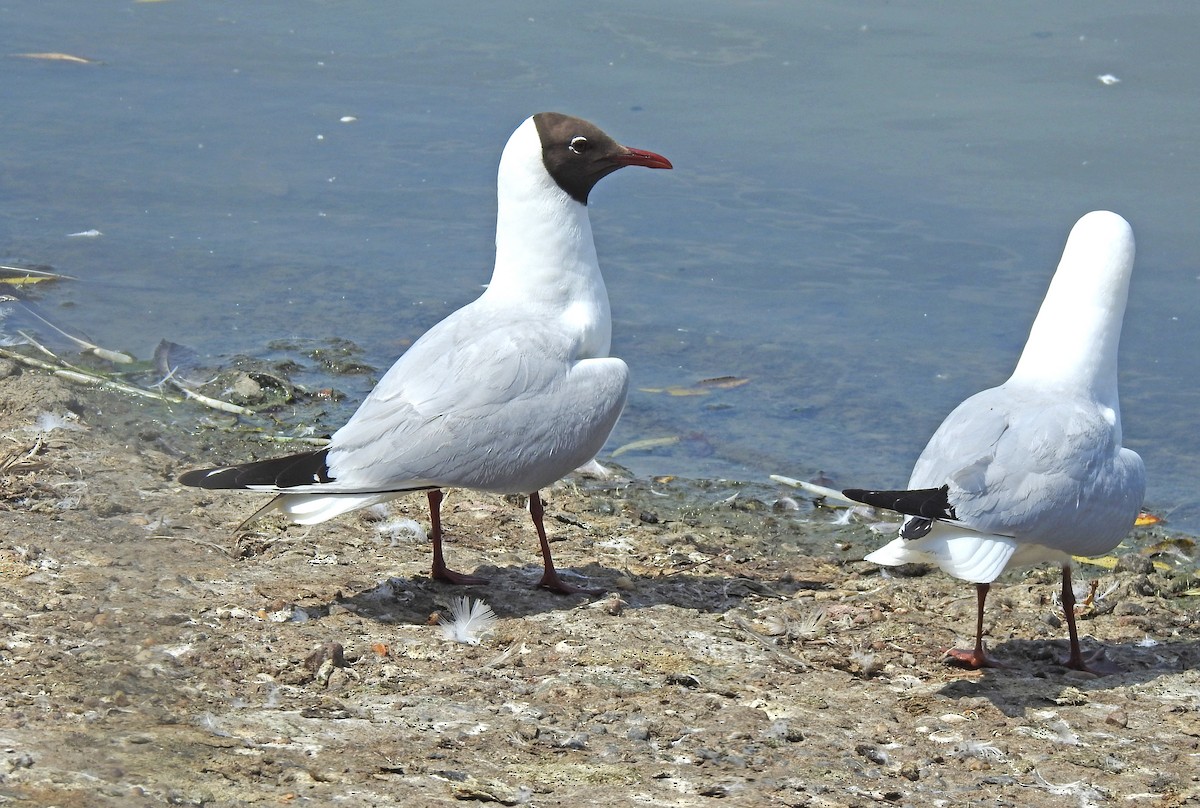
[1130,575,1157,596]
[1113,554,1154,575]
[766,720,804,743]
[556,732,588,750]
[729,497,765,512]
[855,744,887,765]
[7,751,34,771]
[627,725,651,742]
[94,500,133,517]
[1105,710,1129,728]
[666,672,700,688]
[229,373,263,401]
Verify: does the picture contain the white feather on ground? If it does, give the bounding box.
[437,597,499,645]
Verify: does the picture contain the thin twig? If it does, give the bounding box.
[147,533,234,558]
[731,617,810,670]
[15,303,133,363]
[0,346,180,402]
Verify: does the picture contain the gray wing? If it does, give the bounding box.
[910,384,1144,553]
[324,304,628,494]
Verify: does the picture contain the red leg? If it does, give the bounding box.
[946,583,1004,669]
[1060,565,1119,674]
[427,489,487,586]
[530,491,603,596]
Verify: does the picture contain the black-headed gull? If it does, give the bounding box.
[180,113,671,595]
[844,211,1145,672]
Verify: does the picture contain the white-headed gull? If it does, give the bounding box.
[180,113,671,595]
[844,211,1145,672]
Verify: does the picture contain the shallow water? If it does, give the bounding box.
[4,1,1200,532]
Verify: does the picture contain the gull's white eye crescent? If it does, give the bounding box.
[569,136,589,155]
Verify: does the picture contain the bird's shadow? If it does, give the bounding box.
[334,559,827,626]
[934,636,1200,717]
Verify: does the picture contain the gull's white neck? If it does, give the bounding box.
[1008,212,1135,419]
[483,117,611,358]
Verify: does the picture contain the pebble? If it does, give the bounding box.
[1114,554,1154,575]
[627,726,651,741]
[557,732,589,750]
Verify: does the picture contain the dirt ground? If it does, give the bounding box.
[0,364,1197,807]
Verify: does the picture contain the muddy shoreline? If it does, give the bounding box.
[0,365,1197,807]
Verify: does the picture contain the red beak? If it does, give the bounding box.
[613,146,673,170]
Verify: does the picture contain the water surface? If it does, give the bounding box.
[4,1,1199,531]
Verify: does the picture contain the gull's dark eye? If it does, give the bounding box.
[568,136,590,155]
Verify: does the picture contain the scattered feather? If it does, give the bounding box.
[773,495,801,511]
[437,596,498,645]
[66,229,103,238]
[770,474,856,505]
[482,641,526,669]
[14,302,134,363]
[952,740,1006,761]
[1028,770,1105,805]
[1096,73,1120,85]
[11,52,99,64]
[612,435,680,457]
[374,517,426,546]
[574,457,617,479]
[791,607,829,640]
[26,411,84,434]
[152,340,211,387]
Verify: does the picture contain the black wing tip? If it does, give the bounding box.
[178,448,333,490]
[178,468,210,487]
[842,484,956,521]
[178,465,247,489]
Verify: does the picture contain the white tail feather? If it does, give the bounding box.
[273,492,400,525]
[865,523,1020,584]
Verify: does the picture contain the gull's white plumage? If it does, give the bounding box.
[849,211,1145,670]
[276,118,627,515]
[180,113,671,593]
